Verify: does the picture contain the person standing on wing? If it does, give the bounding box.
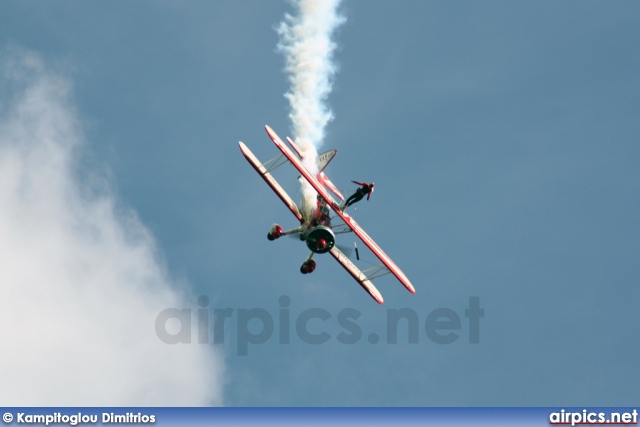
[342,181,374,210]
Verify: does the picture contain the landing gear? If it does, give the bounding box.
[267,224,283,240]
[300,259,316,274]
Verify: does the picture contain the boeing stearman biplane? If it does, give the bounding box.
[238,125,415,304]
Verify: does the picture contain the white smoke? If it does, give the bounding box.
[277,0,345,214]
[0,49,224,405]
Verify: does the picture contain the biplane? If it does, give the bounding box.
[238,125,415,304]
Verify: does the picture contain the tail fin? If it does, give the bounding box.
[316,150,342,200]
[285,137,343,200]
[316,149,337,172]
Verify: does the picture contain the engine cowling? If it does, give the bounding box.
[303,226,335,254]
[267,224,283,241]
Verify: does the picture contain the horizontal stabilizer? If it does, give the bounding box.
[319,171,344,201]
[286,136,304,159]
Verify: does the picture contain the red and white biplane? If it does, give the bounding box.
[239,125,415,304]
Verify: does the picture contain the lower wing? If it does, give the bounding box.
[329,246,384,304]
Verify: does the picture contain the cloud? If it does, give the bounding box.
[0,49,224,406]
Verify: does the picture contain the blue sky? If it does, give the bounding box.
[1,1,639,406]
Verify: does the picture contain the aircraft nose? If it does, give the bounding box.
[316,238,327,250]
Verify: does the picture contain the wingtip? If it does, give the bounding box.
[403,280,416,294]
[264,125,280,144]
[373,292,384,305]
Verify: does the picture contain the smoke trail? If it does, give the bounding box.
[277,0,345,214]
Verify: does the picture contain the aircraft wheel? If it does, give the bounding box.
[307,259,316,273]
[301,260,316,274]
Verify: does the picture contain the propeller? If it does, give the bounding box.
[287,233,354,257]
[336,243,354,257]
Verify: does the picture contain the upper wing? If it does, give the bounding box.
[239,141,303,223]
[329,246,384,304]
[265,125,415,294]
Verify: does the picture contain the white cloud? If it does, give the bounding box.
[0,49,224,406]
